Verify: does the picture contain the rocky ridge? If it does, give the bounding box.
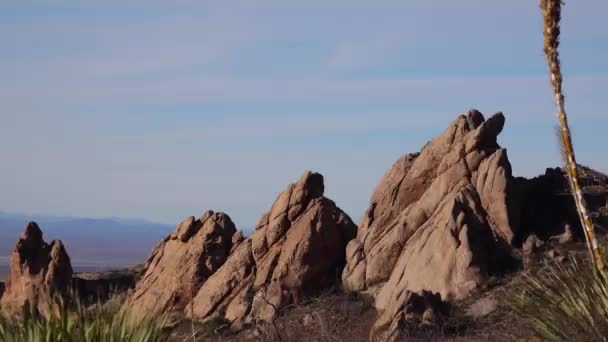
[128,211,239,323]
[188,171,358,328]
[0,222,73,316]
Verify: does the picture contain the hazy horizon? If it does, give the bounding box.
[2,1,607,229]
[0,212,172,270]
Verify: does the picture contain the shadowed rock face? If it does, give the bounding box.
[189,171,358,327]
[517,166,608,240]
[72,265,143,305]
[343,110,518,301]
[128,211,239,323]
[0,222,73,316]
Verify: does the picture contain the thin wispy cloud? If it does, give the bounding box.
[0,1,606,227]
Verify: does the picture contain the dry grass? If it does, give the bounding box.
[165,236,608,341]
[508,251,608,341]
[0,293,167,342]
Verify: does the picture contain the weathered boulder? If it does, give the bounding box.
[466,294,498,319]
[128,211,239,322]
[522,234,544,257]
[189,171,358,327]
[553,223,574,244]
[0,222,73,316]
[370,290,446,342]
[343,110,517,300]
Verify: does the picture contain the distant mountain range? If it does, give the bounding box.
[0,211,172,269]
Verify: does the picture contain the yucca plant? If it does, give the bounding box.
[0,295,167,342]
[509,255,608,341]
[508,2,608,340]
[540,0,604,270]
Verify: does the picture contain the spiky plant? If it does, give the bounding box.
[0,295,167,342]
[509,255,608,341]
[540,0,603,270]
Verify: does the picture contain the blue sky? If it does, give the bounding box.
[1,1,607,228]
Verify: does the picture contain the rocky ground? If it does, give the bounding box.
[166,233,600,341]
[1,110,607,341]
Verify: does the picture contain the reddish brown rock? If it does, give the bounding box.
[522,234,544,257]
[0,222,73,316]
[370,290,446,342]
[343,110,517,300]
[128,211,239,323]
[189,171,357,327]
[554,223,574,244]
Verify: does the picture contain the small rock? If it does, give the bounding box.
[523,234,544,256]
[556,255,567,263]
[302,313,315,327]
[557,224,574,244]
[466,295,498,318]
[418,320,434,329]
[248,328,262,338]
[422,308,435,322]
[545,249,557,259]
[403,312,418,322]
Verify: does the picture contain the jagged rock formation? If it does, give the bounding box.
[189,171,357,327]
[128,211,239,322]
[343,110,517,301]
[0,222,73,315]
[340,110,521,339]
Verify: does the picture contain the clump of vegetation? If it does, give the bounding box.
[511,1,608,338]
[0,296,167,342]
[509,254,608,341]
[540,0,604,270]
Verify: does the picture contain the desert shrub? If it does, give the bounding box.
[0,295,167,342]
[509,254,608,342]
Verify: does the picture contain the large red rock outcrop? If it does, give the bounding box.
[0,222,73,315]
[128,211,239,322]
[188,171,357,327]
[343,110,517,299]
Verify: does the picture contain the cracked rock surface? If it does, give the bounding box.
[1,222,73,316]
[341,110,520,339]
[128,211,239,323]
[188,171,357,327]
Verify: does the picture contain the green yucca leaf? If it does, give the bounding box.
[509,252,608,341]
[0,294,167,342]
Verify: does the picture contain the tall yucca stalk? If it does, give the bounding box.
[540,0,604,271]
